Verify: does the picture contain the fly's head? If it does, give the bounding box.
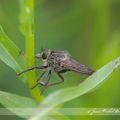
[35,49,51,63]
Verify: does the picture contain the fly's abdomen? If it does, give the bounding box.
[71,64,95,75]
[61,59,95,76]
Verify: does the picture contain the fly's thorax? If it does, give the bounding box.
[47,57,64,72]
[46,51,69,72]
[48,51,69,62]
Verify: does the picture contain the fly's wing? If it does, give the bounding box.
[61,58,95,76]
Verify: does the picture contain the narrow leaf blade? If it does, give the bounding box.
[29,57,120,120]
[0,90,37,118]
[0,25,26,82]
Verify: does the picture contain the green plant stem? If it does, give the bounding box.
[19,0,43,102]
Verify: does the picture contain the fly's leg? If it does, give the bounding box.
[40,72,64,94]
[39,70,52,94]
[17,66,48,76]
[31,71,46,89]
[47,72,64,87]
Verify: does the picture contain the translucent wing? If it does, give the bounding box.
[60,58,95,76]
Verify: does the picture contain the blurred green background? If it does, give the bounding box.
[0,0,120,120]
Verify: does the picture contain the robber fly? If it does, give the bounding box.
[18,49,95,94]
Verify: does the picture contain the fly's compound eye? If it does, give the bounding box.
[42,53,47,60]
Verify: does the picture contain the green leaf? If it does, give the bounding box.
[0,90,37,118]
[29,57,120,120]
[51,111,70,120]
[0,25,26,82]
